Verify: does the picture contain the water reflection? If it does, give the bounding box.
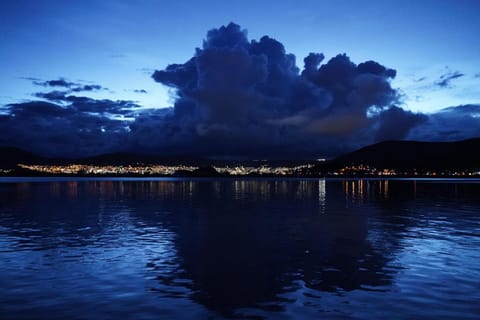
[151,206,393,316]
[1,179,330,203]
[340,178,480,204]
[343,179,393,202]
[1,179,480,319]
[2,179,392,317]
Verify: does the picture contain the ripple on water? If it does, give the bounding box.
[1,179,480,319]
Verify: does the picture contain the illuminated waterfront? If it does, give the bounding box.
[12,163,480,177]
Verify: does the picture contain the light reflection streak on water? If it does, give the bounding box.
[318,179,326,214]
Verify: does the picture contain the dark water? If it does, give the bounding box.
[0,178,479,319]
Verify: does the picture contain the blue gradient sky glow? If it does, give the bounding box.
[1,0,479,112]
[1,0,480,158]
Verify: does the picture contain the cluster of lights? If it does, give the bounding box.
[16,163,314,176]
[17,164,196,175]
[214,165,314,176]
[329,165,480,177]
[3,163,479,177]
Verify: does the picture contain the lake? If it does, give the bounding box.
[0,178,479,319]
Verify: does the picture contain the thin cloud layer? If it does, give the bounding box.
[409,104,480,142]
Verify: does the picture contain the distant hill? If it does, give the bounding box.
[78,152,178,166]
[327,138,480,170]
[2,138,480,172]
[0,148,313,168]
[0,148,204,168]
[0,147,46,168]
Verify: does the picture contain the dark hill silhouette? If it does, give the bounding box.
[328,138,480,170]
[2,138,480,172]
[0,148,208,168]
[0,147,46,168]
[174,166,226,177]
[78,152,177,166]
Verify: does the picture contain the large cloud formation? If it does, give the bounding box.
[149,23,425,158]
[1,23,478,158]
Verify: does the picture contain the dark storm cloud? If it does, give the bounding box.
[7,101,73,118]
[34,90,136,116]
[374,106,428,141]
[149,22,409,157]
[64,96,137,115]
[435,71,464,88]
[5,23,476,158]
[0,96,139,156]
[0,76,145,156]
[409,104,480,142]
[34,90,68,103]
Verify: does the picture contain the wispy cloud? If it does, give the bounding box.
[434,71,464,88]
[30,77,108,92]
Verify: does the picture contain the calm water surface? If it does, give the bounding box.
[0,178,479,319]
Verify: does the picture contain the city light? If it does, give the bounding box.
[8,163,479,177]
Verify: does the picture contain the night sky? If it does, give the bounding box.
[1,0,479,159]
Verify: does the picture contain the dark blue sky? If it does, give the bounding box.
[1,0,479,158]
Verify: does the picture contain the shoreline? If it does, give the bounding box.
[1,175,480,181]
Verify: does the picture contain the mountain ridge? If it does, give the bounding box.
[327,138,480,170]
[1,138,479,171]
